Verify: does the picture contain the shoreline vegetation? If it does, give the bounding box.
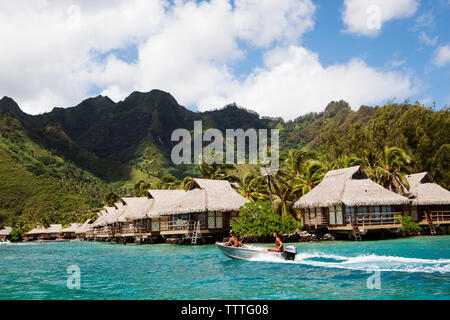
[0,93,449,243]
[3,144,449,245]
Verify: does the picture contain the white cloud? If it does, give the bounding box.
[342,0,419,37]
[434,45,450,67]
[197,46,418,120]
[0,0,166,114]
[0,0,419,120]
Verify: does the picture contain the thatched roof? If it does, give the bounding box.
[406,172,450,205]
[157,188,207,215]
[0,226,12,236]
[103,201,129,225]
[26,224,63,235]
[292,166,409,208]
[92,210,108,227]
[61,223,81,233]
[154,179,249,216]
[145,190,188,218]
[118,197,154,222]
[75,219,93,234]
[193,179,249,211]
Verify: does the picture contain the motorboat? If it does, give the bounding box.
[216,241,297,261]
[0,239,11,245]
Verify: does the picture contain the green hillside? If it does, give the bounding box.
[0,91,448,230]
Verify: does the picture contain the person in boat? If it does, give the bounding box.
[268,232,283,252]
[224,231,242,247]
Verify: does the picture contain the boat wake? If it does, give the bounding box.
[249,251,450,274]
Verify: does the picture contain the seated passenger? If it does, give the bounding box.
[224,231,242,247]
[268,232,283,252]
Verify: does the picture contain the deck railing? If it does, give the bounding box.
[120,224,149,234]
[345,212,403,227]
[160,220,207,232]
[421,210,450,222]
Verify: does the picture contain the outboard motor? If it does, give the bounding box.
[281,245,297,261]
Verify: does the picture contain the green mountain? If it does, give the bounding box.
[0,90,448,228]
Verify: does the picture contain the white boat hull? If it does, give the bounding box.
[216,242,295,261]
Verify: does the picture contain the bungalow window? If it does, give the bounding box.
[328,206,336,225]
[336,205,343,225]
[207,212,224,229]
[208,212,216,229]
[151,218,160,232]
[216,212,223,228]
[198,212,207,229]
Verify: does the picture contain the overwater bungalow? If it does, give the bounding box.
[140,179,249,244]
[405,172,450,233]
[60,223,82,239]
[24,224,63,241]
[91,208,112,239]
[0,226,12,240]
[92,179,248,244]
[74,219,93,240]
[292,166,410,240]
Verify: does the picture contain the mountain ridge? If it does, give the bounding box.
[0,89,448,228]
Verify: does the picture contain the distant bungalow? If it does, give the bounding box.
[292,166,410,239]
[24,224,63,241]
[87,178,249,244]
[0,226,12,241]
[406,172,450,233]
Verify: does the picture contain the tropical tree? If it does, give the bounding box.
[182,176,193,191]
[371,146,411,195]
[330,155,364,170]
[198,150,239,182]
[293,160,326,196]
[231,201,301,238]
[104,191,121,206]
[235,172,269,201]
[157,174,180,190]
[134,181,151,197]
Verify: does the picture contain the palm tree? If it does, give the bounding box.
[198,150,239,182]
[283,149,309,177]
[235,173,269,201]
[182,176,193,191]
[371,146,411,195]
[330,155,364,170]
[293,160,326,196]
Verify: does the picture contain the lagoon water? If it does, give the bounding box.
[0,236,449,300]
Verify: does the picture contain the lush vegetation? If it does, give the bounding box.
[0,91,448,236]
[395,215,421,234]
[231,201,301,238]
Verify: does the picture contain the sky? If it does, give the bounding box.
[0,0,449,120]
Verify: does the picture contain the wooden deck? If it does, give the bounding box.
[160,229,224,235]
[328,224,402,231]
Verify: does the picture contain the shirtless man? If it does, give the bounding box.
[224,231,242,247]
[268,232,283,252]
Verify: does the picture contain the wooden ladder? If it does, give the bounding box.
[191,221,200,245]
[350,215,362,241]
[426,212,437,235]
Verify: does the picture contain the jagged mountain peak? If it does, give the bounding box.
[0,96,26,117]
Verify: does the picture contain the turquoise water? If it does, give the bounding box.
[0,236,449,300]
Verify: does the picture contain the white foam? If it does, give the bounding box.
[249,251,450,274]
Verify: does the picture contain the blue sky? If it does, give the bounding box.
[0,0,449,119]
